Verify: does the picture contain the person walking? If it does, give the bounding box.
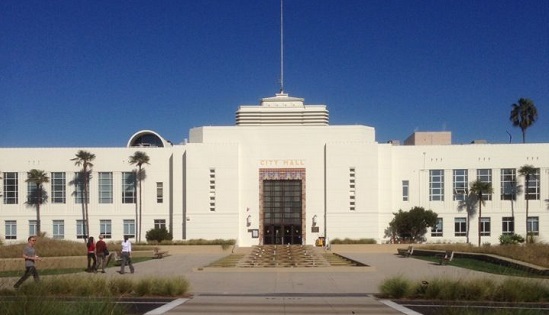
[95,235,108,273]
[14,236,42,289]
[118,235,134,274]
[86,236,97,272]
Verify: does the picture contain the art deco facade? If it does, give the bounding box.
[1,93,548,246]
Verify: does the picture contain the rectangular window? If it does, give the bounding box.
[500,169,516,200]
[154,219,166,230]
[429,170,444,201]
[122,172,136,204]
[527,216,539,236]
[209,168,216,211]
[123,219,136,238]
[480,217,491,236]
[431,218,443,237]
[74,172,89,204]
[525,168,541,201]
[3,172,18,204]
[453,169,468,201]
[454,217,467,237]
[156,182,163,203]
[76,220,86,239]
[349,167,356,210]
[53,220,64,239]
[5,220,17,240]
[27,181,37,204]
[502,216,514,235]
[402,180,409,201]
[100,219,112,239]
[477,169,492,200]
[98,172,113,204]
[29,220,37,236]
[51,172,66,204]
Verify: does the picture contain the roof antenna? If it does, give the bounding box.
[279,0,284,94]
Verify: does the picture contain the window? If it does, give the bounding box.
[100,220,112,239]
[29,220,37,236]
[51,172,66,203]
[154,219,166,230]
[429,170,444,201]
[209,168,216,211]
[349,167,356,210]
[76,220,86,239]
[502,216,514,235]
[453,169,468,201]
[527,216,539,236]
[431,218,443,237]
[156,182,163,203]
[122,172,136,204]
[123,219,135,238]
[27,181,37,204]
[500,169,516,200]
[402,180,409,201]
[525,168,540,201]
[454,217,467,237]
[53,220,64,239]
[477,169,492,201]
[98,172,113,204]
[74,172,89,204]
[3,172,18,204]
[480,217,491,236]
[5,220,17,239]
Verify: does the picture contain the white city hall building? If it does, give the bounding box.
[1,92,548,246]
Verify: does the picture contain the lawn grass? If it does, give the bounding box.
[0,256,152,278]
[413,255,546,278]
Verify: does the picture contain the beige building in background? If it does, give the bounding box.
[1,93,548,246]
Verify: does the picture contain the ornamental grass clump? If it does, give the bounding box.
[10,275,189,298]
[379,276,413,298]
[380,276,549,303]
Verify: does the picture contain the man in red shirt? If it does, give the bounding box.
[95,235,108,273]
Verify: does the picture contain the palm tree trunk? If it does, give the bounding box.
[478,199,482,247]
[138,166,142,243]
[36,184,41,235]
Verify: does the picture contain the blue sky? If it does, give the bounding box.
[1,0,547,147]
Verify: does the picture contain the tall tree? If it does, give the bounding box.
[129,151,150,242]
[510,98,538,143]
[469,179,493,246]
[71,150,96,240]
[519,164,538,243]
[26,169,50,234]
[457,190,476,244]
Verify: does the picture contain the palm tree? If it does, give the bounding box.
[519,164,537,242]
[26,169,50,234]
[510,98,538,143]
[71,150,96,240]
[129,151,150,242]
[469,179,493,246]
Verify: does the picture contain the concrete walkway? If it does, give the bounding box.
[4,245,515,314]
[111,245,504,314]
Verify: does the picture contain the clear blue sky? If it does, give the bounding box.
[1,0,547,147]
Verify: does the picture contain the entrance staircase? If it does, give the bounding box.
[206,245,367,268]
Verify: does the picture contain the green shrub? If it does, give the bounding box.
[499,234,525,245]
[145,227,173,243]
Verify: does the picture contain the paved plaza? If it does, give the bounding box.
[117,245,501,314]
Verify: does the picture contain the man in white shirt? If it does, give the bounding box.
[118,235,135,274]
